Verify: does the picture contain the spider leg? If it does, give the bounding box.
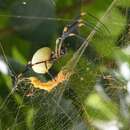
[13,61,32,87]
[55,37,63,58]
[18,62,31,77]
[17,60,51,79]
[71,33,85,41]
[44,60,56,80]
[77,19,102,33]
[57,38,65,58]
[87,12,110,33]
[48,71,56,81]
[79,12,110,33]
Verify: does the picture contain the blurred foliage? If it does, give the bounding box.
[0,0,130,130]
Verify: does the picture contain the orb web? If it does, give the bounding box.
[0,0,130,130]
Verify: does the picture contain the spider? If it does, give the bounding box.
[12,12,108,93]
[18,12,104,76]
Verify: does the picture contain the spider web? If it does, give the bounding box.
[0,0,130,130]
